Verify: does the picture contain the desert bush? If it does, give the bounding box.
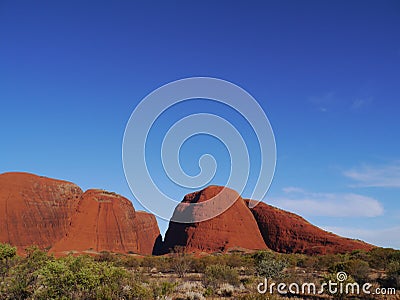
[184,290,206,300]
[328,261,347,273]
[283,253,303,268]
[33,255,129,299]
[175,280,204,293]
[316,253,345,270]
[349,249,370,261]
[0,248,154,300]
[253,251,288,279]
[192,256,213,273]
[194,253,251,273]
[224,253,246,268]
[0,243,16,261]
[1,246,50,299]
[141,255,171,272]
[122,275,153,299]
[345,259,370,284]
[294,254,318,269]
[216,282,235,297]
[152,280,177,298]
[368,247,399,269]
[141,255,158,271]
[0,243,16,280]
[170,246,192,277]
[385,260,400,289]
[118,256,140,269]
[94,251,115,262]
[328,257,370,284]
[204,264,239,289]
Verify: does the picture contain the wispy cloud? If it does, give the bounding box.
[269,188,384,217]
[282,186,305,194]
[309,92,374,112]
[344,161,400,188]
[351,97,373,110]
[308,92,335,112]
[323,225,400,249]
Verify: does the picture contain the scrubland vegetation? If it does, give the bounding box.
[0,243,399,299]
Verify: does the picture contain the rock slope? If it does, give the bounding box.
[50,189,160,255]
[0,172,82,253]
[246,199,374,254]
[0,173,375,256]
[163,186,267,253]
[162,186,374,255]
[0,172,160,255]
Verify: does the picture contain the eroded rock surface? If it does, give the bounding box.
[246,199,374,254]
[51,189,160,255]
[163,186,267,253]
[0,172,82,253]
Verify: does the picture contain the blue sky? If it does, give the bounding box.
[1,1,399,248]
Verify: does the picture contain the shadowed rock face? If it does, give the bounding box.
[0,172,83,253]
[163,186,267,253]
[51,189,160,255]
[246,199,375,255]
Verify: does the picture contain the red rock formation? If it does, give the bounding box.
[135,211,162,255]
[0,172,374,256]
[51,189,160,255]
[246,199,374,255]
[0,172,82,253]
[163,186,267,253]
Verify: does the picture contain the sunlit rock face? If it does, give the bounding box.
[51,189,160,255]
[246,199,374,255]
[0,172,83,253]
[163,186,267,253]
[0,172,160,256]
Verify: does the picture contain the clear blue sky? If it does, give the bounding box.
[1,1,399,248]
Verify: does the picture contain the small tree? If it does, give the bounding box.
[254,251,288,279]
[170,246,192,278]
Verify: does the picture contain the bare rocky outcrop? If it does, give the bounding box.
[0,172,82,253]
[0,172,160,255]
[0,173,375,256]
[163,186,267,253]
[162,186,375,255]
[246,199,374,255]
[50,189,160,255]
[135,211,162,255]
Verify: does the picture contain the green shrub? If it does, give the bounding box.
[345,259,370,284]
[368,248,398,269]
[170,246,193,277]
[0,247,153,300]
[0,243,16,261]
[152,280,177,298]
[204,264,239,289]
[386,260,400,289]
[316,253,345,270]
[253,251,288,279]
[0,243,17,280]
